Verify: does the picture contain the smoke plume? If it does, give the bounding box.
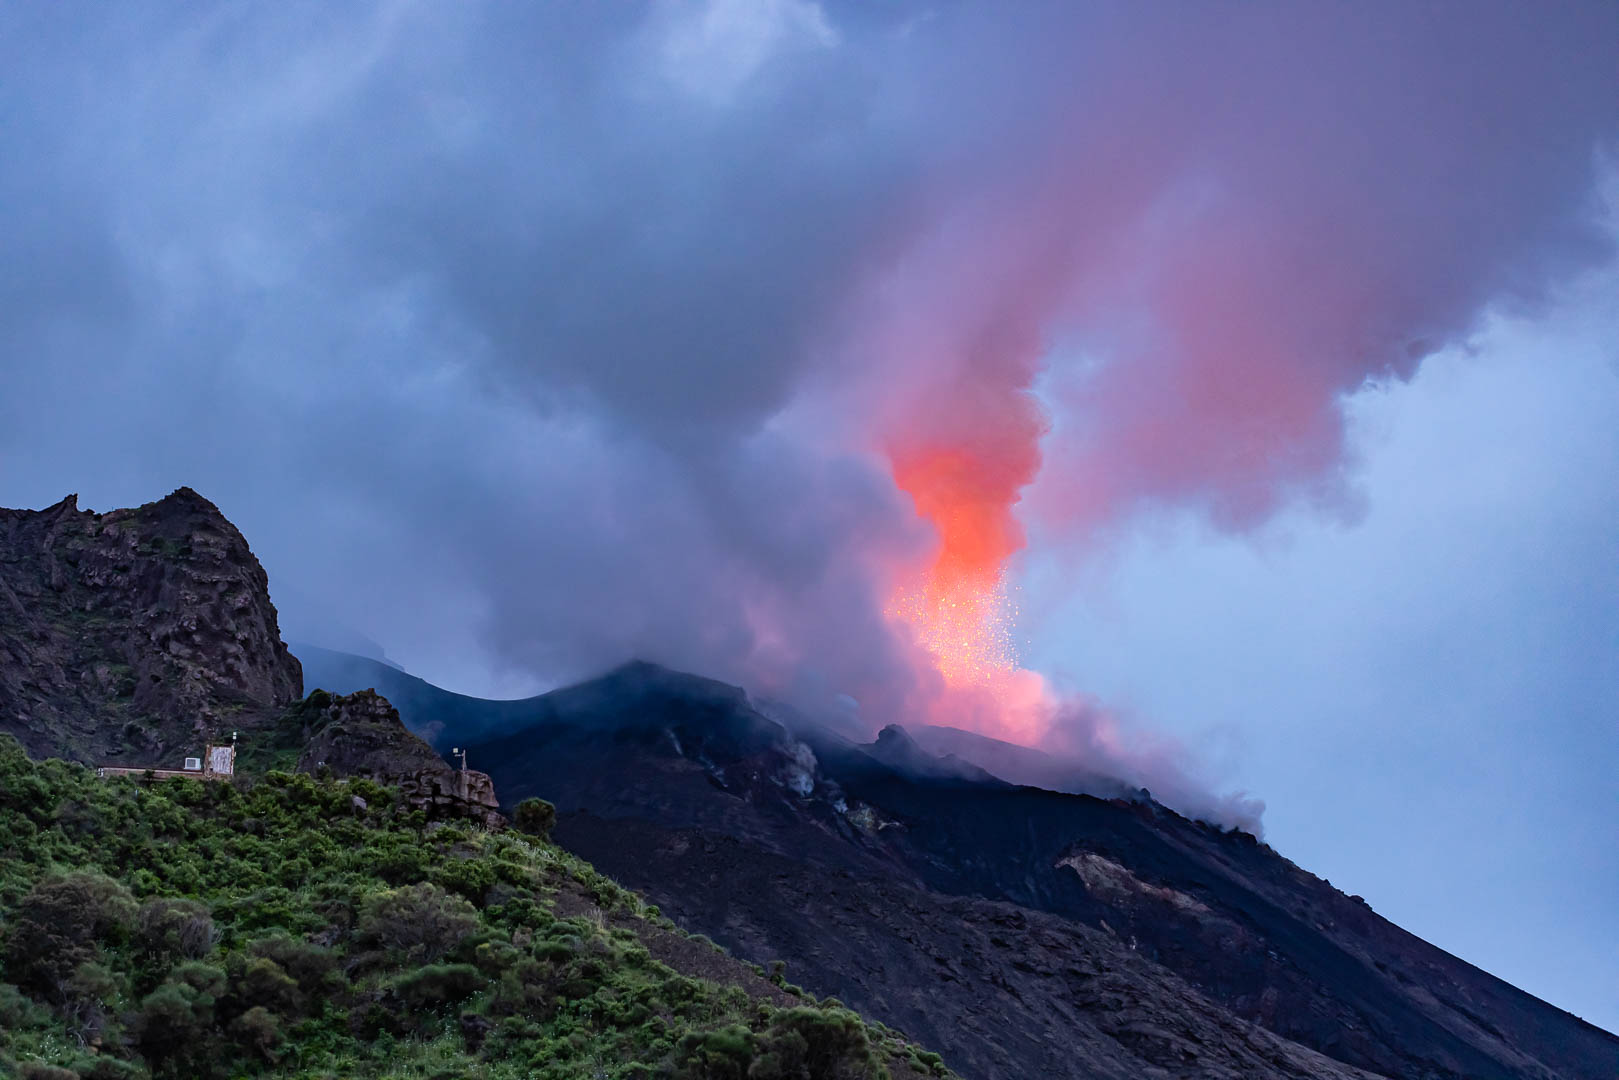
[2,2,1617,828]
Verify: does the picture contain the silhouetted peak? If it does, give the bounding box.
[150,485,224,517]
[874,724,917,751]
[593,659,750,709]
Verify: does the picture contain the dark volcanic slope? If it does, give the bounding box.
[295,642,539,748]
[814,753,1612,1080]
[0,490,302,763]
[561,811,1386,1080]
[319,655,1617,1080]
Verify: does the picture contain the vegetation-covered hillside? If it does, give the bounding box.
[0,735,952,1080]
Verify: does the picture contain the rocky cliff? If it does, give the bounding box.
[0,489,302,763]
[289,688,503,827]
[0,490,505,826]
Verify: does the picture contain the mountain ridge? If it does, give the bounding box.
[299,646,1619,1080]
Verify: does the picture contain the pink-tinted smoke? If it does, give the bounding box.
[820,2,1618,821]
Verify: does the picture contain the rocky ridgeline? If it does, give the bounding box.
[0,488,502,826]
[0,489,303,763]
[291,688,504,827]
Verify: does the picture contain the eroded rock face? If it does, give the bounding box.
[293,689,503,827]
[0,489,302,762]
[395,767,504,830]
[294,689,438,778]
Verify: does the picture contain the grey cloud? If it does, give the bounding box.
[0,2,1616,839]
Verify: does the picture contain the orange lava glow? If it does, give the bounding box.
[890,449,1027,587]
[886,446,1053,744]
[888,447,1026,683]
[888,572,1019,687]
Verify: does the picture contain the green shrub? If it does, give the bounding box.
[535,937,578,964]
[72,1057,148,1080]
[20,1064,80,1080]
[512,798,557,839]
[48,964,121,1049]
[473,939,522,977]
[359,883,478,961]
[372,846,429,885]
[131,969,221,1064]
[5,871,136,998]
[750,1008,886,1080]
[394,963,485,1008]
[234,956,302,1016]
[0,981,47,1029]
[134,898,215,969]
[674,1024,754,1079]
[436,856,496,904]
[231,1004,283,1063]
[246,933,338,997]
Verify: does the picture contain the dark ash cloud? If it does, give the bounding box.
[0,1,1615,832]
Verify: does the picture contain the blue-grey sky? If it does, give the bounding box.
[1,0,1615,1031]
[1026,263,1619,1031]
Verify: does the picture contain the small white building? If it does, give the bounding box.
[98,740,237,781]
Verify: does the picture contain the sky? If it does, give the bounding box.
[1,0,1616,1031]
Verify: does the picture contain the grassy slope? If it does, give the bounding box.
[0,736,951,1080]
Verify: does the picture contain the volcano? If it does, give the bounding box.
[299,646,1619,1080]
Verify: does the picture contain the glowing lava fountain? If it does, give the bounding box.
[886,446,1053,745]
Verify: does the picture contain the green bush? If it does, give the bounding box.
[134,898,215,969]
[436,856,497,904]
[373,843,431,884]
[234,956,302,1016]
[512,798,557,839]
[0,980,48,1029]
[20,1064,81,1080]
[393,963,485,1008]
[231,1004,284,1063]
[246,933,338,998]
[674,1024,754,1079]
[72,1057,148,1080]
[359,883,478,961]
[0,737,951,1080]
[5,871,137,998]
[751,1007,887,1080]
[50,963,124,1046]
[131,965,223,1065]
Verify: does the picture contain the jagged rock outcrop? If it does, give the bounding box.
[0,489,302,763]
[395,767,504,829]
[291,688,503,827]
